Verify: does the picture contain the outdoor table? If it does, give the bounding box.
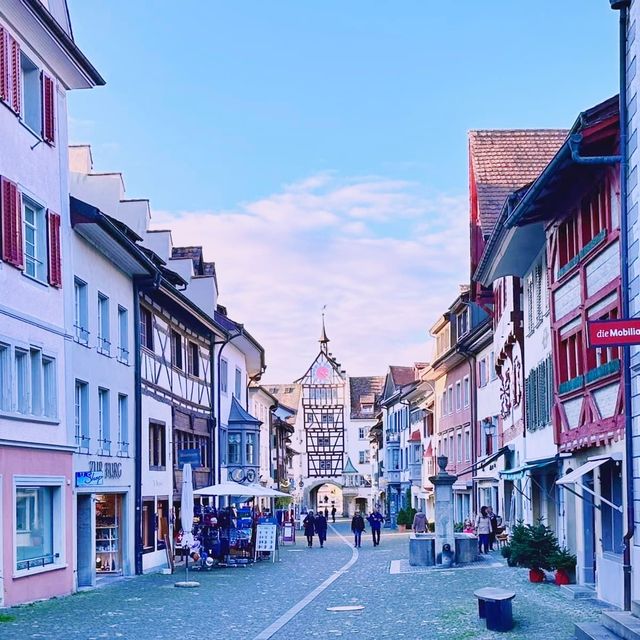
[473,587,516,632]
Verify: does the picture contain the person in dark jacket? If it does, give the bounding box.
[303,511,316,547]
[487,506,499,551]
[351,511,365,548]
[331,506,337,523]
[315,511,328,548]
[367,508,385,546]
[324,507,329,520]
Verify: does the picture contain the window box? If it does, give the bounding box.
[585,358,621,385]
[558,375,584,396]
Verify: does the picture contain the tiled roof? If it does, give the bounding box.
[469,129,568,236]
[266,384,302,412]
[389,366,416,388]
[349,376,384,419]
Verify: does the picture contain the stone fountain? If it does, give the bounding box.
[409,455,477,567]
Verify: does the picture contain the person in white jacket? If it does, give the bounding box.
[475,506,492,554]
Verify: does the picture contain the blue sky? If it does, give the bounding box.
[67,1,620,381]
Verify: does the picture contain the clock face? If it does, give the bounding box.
[230,468,245,483]
[314,365,330,383]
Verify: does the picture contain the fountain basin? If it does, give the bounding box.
[409,533,478,567]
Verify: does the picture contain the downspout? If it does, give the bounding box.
[133,272,161,575]
[457,345,478,516]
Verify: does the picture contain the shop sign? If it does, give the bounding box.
[178,449,201,468]
[255,524,277,552]
[76,471,104,487]
[89,460,123,479]
[587,318,640,347]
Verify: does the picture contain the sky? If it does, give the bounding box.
[66,1,619,382]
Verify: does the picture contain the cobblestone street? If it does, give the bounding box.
[0,521,604,640]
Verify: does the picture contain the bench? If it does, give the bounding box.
[473,587,515,632]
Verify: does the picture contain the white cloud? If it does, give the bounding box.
[153,174,468,382]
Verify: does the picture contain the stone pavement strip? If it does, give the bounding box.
[0,521,605,640]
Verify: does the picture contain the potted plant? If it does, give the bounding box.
[501,544,516,567]
[550,547,577,585]
[396,508,408,531]
[510,520,558,582]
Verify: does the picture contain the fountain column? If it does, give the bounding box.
[429,455,457,565]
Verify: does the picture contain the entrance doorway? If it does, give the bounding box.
[314,483,343,516]
[95,494,123,575]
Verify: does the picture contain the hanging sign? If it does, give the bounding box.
[255,524,277,552]
[178,449,201,468]
[587,318,640,347]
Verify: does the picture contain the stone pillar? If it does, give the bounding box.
[429,455,457,565]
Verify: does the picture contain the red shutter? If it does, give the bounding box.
[47,210,62,287]
[0,27,8,103]
[41,72,55,144]
[0,177,23,268]
[9,35,20,115]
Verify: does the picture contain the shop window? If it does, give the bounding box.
[228,432,241,464]
[15,480,63,573]
[558,330,584,383]
[149,422,166,470]
[171,330,183,370]
[157,498,169,550]
[142,499,155,553]
[187,341,199,377]
[95,494,122,573]
[140,306,153,350]
[601,462,624,555]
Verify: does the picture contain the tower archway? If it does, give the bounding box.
[304,478,345,516]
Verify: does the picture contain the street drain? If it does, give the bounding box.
[326,605,364,612]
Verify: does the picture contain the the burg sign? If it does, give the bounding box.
[587,318,640,347]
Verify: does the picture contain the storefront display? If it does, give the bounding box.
[95,494,122,574]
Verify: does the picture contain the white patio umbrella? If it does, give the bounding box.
[176,463,198,586]
[193,480,251,497]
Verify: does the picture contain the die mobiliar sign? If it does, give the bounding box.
[588,318,640,347]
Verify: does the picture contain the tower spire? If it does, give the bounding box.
[320,307,329,350]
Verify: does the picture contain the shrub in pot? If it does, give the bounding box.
[550,547,577,585]
[396,509,408,530]
[510,519,557,582]
[501,544,516,567]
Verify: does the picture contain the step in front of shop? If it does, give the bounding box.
[600,610,640,640]
[575,621,623,640]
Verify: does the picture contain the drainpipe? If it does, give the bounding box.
[586,0,633,609]
[133,273,161,575]
[457,346,478,517]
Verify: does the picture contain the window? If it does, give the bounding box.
[15,348,28,414]
[74,278,89,344]
[391,448,399,470]
[228,433,241,464]
[188,341,199,377]
[456,308,469,338]
[463,376,470,407]
[464,429,471,461]
[23,197,46,282]
[358,427,366,440]
[525,356,553,432]
[361,403,373,415]
[140,307,153,350]
[455,381,462,411]
[601,461,624,554]
[478,359,487,387]
[559,330,584,384]
[74,380,89,447]
[149,422,166,469]
[15,482,63,572]
[481,418,498,457]
[97,293,110,355]
[359,450,366,464]
[118,306,129,363]
[317,435,330,448]
[0,343,9,411]
[558,216,579,271]
[526,273,535,333]
[98,388,110,453]
[235,367,242,400]
[220,358,228,393]
[142,499,155,553]
[447,385,453,414]
[118,394,128,454]
[489,352,496,380]
[246,433,256,465]
[457,432,462,462]
[171,330,183,370]
[20,53,41,133]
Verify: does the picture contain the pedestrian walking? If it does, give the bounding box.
[367,508,384,546]
[303,510,316,548]
[331,506,336,523]
[315,511,328,548]
[475,506,492,554]
[487,506,499,550]
[412,510,427,534]
[351,511,365,548]
[324,507,329,520]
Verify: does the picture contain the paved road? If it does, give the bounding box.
[0,520,603,640]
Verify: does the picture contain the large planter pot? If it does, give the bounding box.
[555,569,571,585]
[529,568,545,583]
[398,524,407,532]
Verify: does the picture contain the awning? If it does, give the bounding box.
[555,458,608,486]
[500,457,557,481]
[556,457,622,513]
[458,445,511,476]
[408,430,421,442]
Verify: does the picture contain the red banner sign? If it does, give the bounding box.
[587,318,640,347]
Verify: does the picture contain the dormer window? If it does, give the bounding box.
[456,308,469,338]
[361,403,373,415]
